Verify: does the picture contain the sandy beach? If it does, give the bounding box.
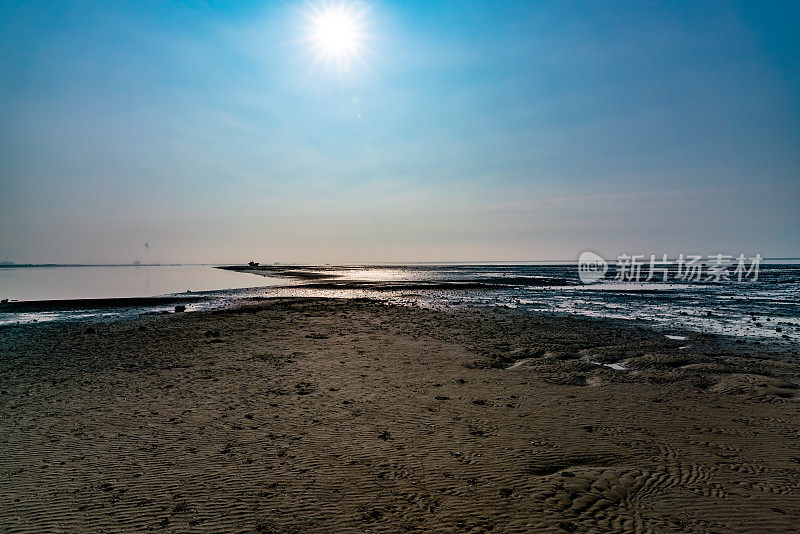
[1,298,798,532]
[4,0,799,531]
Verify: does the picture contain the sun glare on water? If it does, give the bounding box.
[305,2,368,71]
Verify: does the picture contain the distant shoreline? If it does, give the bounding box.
[0,295,205,313]
[3,258,799,269]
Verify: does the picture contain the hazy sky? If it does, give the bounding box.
[1,1,798,264]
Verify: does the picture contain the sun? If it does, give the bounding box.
[314,11,358,56]
[304,2,368,70]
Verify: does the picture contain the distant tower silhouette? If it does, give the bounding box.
[145,242,150,264]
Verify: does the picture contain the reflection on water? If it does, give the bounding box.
[246,264,800,345]
[2,264,798,348]
[0,265,281,301]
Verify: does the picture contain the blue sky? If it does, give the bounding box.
[1,1,798,263]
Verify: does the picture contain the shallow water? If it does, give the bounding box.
[2,264,799,348]
[0,265,283,326]
[0,265,279,301]
[254,263,800,345]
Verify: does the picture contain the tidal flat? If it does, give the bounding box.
[1,298,798,532]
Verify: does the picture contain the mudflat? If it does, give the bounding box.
[1,298,798,532]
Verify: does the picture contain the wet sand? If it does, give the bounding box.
[1,298,799,532]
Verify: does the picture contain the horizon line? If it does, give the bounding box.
[2,257,799,268]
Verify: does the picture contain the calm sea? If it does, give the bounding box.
[1,263,798,348]
[0,265,278,301]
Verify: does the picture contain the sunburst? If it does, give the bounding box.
[303,2,369,73]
